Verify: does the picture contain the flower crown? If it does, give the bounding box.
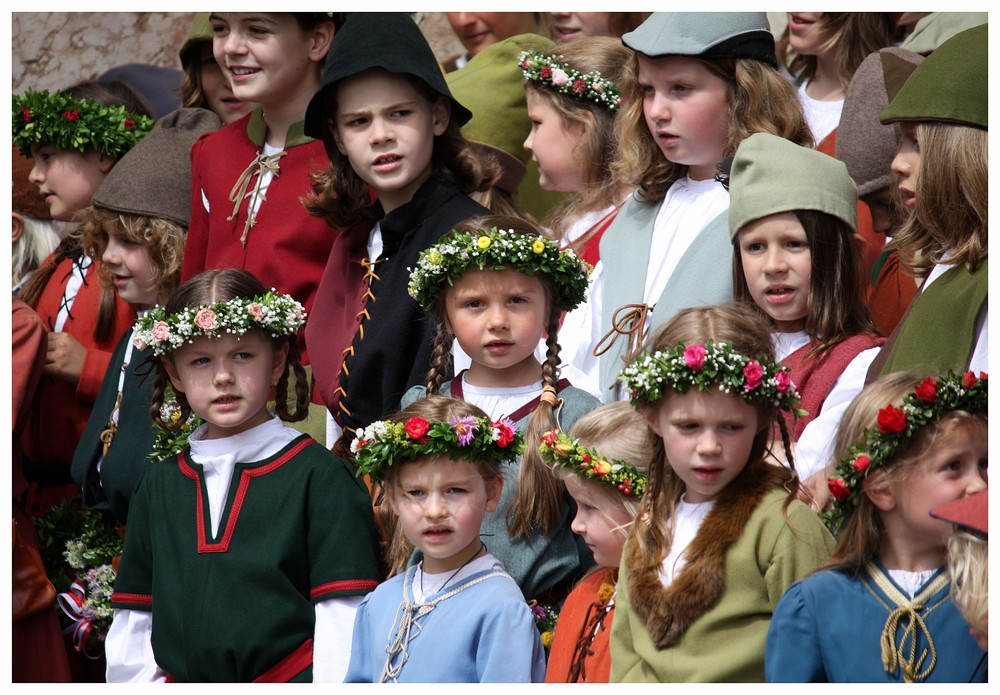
[539,429,647,497]
[13,89,155,159]
[408,226,591,314]
[620,340,804,413]
[351,415,524,482]
[823,371,988,534]
[132,290,307,356]
[518,49,622,112]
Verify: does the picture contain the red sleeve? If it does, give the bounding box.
[181,134,211,283]
[12,300,47,431]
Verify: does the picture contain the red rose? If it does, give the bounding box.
[123,118,136,129]
[828,478,851,501]
[914,377,937,403]
[63,110,80,121]
[852,455,871,474]
[540,66,552,80]
[877,404,907,434]
[743,360,764,391]
[404,417,429,440]
[964,371,978,388]
[21,108,32,122]
[493,420,516,448]
[572,79,587,94]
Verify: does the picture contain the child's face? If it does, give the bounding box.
[883,423,987,557]
[444,268,547,388]
[447,12,537,58]
[786,13,835,59]
[890,121,920,213]
[524,90,587,193]
[101,225,161,308]
[548,12,613,42]
[28,144,112,222]
[737,211,812,333]
[386,455,502,574]
[210,13,325,109]
[197,42,255,125]
[565,475,633,568]
[164,330,288,440]
[637,53,731,181]
[332,70,449,215]
[645,388,760,504]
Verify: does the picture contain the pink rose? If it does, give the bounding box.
[683,344,707,370]
[775,370,793,393]
[247,303,264,321]
[193,308,218,331]
[743,360,764,391]
[151,321,170,342]
[551,68,569,87]
[132,335,148,351]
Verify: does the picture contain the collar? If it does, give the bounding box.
[246,107,314,148]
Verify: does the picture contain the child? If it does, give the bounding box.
[610,303,835,682]
[11,146,70,291]
[107,268,382,683]
[182,12,339,440]
[539,402,653,682]
[402,216,600,606]
[545,12,650,42]
[345,395,546,682]
[557,12,812,401]
[870,24,987,379]
[12,81,153,517]
[520,36,633,266]
[177,12,255,125]
[729,132,884,507]
[931,489,988,652]
[302,12,495,445]
[70,108,222,525]
[766,371,988,682]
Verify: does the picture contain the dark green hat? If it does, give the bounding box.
[880,23,987,130]
[729,133,857,239]
[179,13,213,71]
[304,12,471,139]
[622,12,776,67]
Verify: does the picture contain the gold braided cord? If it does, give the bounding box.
[861,561,950,683]
[227,150,286,245]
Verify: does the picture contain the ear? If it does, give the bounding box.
[12,213,25,244]
[97,153,117,173]
[484,475,503,513]
[308,21,335,63]
[431,97,451,137]
[271,341,290,382]
[863,470,896,512]
[162,356,186,394]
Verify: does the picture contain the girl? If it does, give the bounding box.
[539,402,653,683]
[444,12,540,71]
[183,12,339,441]
[177,12,255,125]
[11,146,71,291]
[610,303,835,682]
[303,12,496,445]
[345,395,546,682]
[872,24,987,379]
[557,12,813,401]
[545,12,650,42]
[107,268,382,683]
[520,36,633,266]
[766,371,988,682]
[729,132,884,507]
[12,81,152,518]
[402,216,599,607]
[70,108,222,526]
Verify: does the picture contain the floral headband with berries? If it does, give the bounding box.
[619,339,804,414]
[518,49,623,112]
[351,415,524,482]
[407,226,591,314]
[12,89,155,159]
[823,371,988,535]
[539,429,647,498]
[132,290,307,356]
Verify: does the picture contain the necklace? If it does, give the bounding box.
[418,541,486,598]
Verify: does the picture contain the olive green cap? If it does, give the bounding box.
[179,13,213,71]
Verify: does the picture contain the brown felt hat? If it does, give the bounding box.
[91,107,220,228]
[12,146,51,220]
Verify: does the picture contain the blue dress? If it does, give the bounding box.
[766,560,987,682]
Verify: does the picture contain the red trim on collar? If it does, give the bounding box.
[179,437,314,554]
[450,371,572,423]
[310,578,379,599]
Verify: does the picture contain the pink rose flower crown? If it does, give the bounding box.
[351,415,524,482]
[518,49,623,112]
[619,339,803,414]
[131,289,306,356]
[823,371,988,534]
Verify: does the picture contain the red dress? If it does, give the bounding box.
[544,568,617,683]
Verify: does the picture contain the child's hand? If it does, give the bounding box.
[44,332,86,384]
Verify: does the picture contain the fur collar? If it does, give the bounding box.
[623,462,783,649]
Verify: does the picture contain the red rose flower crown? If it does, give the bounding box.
[824,371,988,534]
[352,415,524,482]
[539,429,647,497]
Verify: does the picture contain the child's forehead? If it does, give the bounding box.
[394,455,484,482]
[448,267,546,293]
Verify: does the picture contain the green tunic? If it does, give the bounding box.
[111,435,381,682]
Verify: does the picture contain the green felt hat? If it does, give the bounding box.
[304,12,471,138]
[899,12,987,55]
[880,23,987,130]
[622,12,776,67]
[179,13,212,71]
[728,133,857,239]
